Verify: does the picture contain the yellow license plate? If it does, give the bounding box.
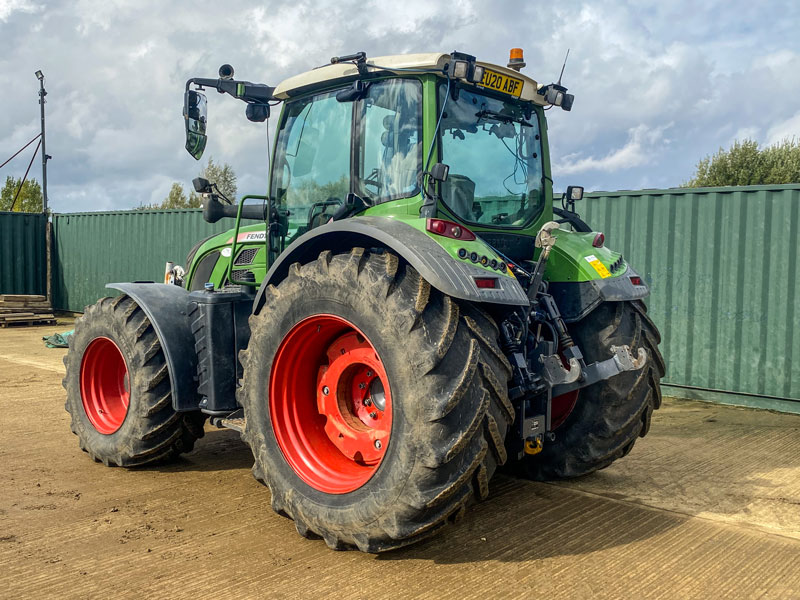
[478,68,524,98]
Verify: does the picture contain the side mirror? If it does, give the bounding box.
[183,90,207,160]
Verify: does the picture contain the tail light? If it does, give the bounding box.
[474,277,497,289]
[592,232,605,248]
[426,218,476,241]
[630,276,643,286]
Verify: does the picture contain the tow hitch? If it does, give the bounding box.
[503,221,649,459]
[549,344,647,397]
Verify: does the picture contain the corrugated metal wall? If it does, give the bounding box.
[52,209,231,312]
[44,184,800,411]
[0,211,47,295]
[579,184,800,410]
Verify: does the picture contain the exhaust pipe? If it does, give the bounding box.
[203,196,267,223]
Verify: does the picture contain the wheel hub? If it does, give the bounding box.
[317,332,390,465]
[270,315,393,494]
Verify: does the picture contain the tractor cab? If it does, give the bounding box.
[182,51,575,266]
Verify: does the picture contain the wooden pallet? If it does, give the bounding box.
[0,313,56,328]
[0,294,53,317]
[0,295,46,302]
[0,308,52,315]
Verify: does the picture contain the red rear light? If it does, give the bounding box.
[474,277,497,289]
[592,232,605,248]
[426,218,476,241]
[630,276,643,286]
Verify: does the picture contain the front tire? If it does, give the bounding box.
[63,295,205,467]
[513,300,665,479]
[239,249,513,552]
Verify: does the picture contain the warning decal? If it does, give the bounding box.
[584,254,611,279]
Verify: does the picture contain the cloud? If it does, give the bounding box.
[765,112,800,146]
[0,0,798,211]
[0,0,40,21]
[556,124,671,175]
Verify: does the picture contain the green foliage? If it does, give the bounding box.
[684,138,800,187]
[162,182,202,209]
[201,157,237,201]
[137,157,237,210]
[0,176,43,212]
[136,182,201,210]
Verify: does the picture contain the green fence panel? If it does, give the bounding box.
[48,185,800,411]
[52,209,232,312]
[0,211,47,295]
[579,184,800,408]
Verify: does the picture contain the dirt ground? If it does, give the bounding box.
[1,318,799,599]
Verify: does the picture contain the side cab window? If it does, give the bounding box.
[272,91,352,239]
[358,79,422,203]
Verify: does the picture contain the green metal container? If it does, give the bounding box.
[0,211,47,295]
[579,184,800,412]
[51,209,230,312]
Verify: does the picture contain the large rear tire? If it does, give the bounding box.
[63,295,206,467]
[239,249,513,552]
[512,300,665,479]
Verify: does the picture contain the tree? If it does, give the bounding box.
[138,158,237,210]
[163,182,202,209]
[136,182,201,210]
[684,138,800,187]
[0,176,43,212]
[201,157,237,201]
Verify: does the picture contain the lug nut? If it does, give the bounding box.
[358,382,366,389]
[374,440,382,450]
[369,411,378,419]
[366,371,372,377]
[322,386,330,395]
[364,398,373,407]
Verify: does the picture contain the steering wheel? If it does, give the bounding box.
[308,197,343,229]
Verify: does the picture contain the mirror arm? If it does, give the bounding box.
[186,78,275,104]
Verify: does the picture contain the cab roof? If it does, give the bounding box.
[273,52,548,105]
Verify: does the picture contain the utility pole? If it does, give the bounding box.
[35,70,49,213]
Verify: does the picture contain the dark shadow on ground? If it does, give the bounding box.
[379,474,684,563]
[154,427,254,474]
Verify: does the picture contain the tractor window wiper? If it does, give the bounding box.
[475,109,532,127]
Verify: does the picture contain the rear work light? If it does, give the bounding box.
[474,277,497,289]
[426,218,476,241]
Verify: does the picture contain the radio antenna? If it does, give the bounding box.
[556,49,570,86]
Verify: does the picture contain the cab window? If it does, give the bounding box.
[272,90,352,239]
[357,79,422,203]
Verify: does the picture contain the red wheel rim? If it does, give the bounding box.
[550,350,579,429]
[80,337,130,434]
[270,315,392,494]
[550,390,578,429]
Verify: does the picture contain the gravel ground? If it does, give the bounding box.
[1,318,799,599]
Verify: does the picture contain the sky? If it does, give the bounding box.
[1,0,799,213]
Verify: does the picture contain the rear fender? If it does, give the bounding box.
[106,283,199,411]
[252,216,529,313]
[544,227,650,322]
[548,267,650,322]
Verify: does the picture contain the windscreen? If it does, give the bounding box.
[438,86,544,228]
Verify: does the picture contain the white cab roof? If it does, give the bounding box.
[273,52,547,105]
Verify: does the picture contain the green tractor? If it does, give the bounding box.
[63,50,664,552]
